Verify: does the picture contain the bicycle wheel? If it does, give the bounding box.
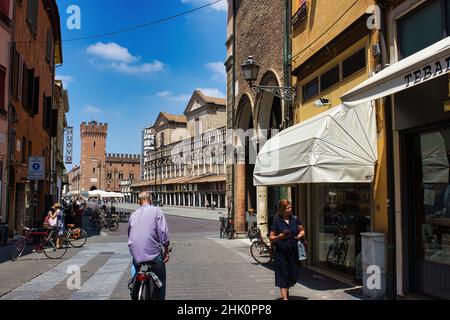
[68,229,88,248]
[137,281,149,300]
[10,237,26,261]
[250,241,272,265]
[42,238,67,259]
[107,220,119,232]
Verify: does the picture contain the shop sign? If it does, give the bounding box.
[65,127,73,164]
[404,56,450,88]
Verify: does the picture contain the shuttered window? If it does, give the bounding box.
[320,65,340,91]
[342,48,366,79]
[27,0,38,34]
[32,77,39,115]
[0,67,5,111]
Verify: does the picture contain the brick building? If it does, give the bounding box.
[79,121,140,194]
[8,0,63,232]
[0,0,12,223]
[226,0,289,237]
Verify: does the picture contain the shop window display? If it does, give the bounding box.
[313,184,371,280]
[419,130,450,266]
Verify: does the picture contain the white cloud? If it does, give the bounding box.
[181,0,227,12]
[87,42,165,76]
[157,91,191,102]
[84,105,102,114]
[111,60,165,75]
[87,42,137,63]
[56,75,74,88]
[205,62,226,81]
[197,87,225,98]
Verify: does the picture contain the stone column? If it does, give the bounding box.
[235,162,246,236]
[257,186,269,241]
[193,193,196,207]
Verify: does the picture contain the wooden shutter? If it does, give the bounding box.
[0,67,5,111]
[32,76,39,115]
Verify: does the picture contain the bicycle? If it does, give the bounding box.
[10,225,68,261]
[64,224,88,248]
[250,227,273,265]
[326,224,350,267]
[129,262,163,300]
[219,211,234,239]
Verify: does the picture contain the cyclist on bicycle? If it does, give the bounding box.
[128,191,170,300]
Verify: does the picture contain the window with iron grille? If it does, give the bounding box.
[302,77,319,102]
[320,65,340,91]
[342,48,366,79]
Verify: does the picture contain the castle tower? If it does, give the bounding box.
[80,121,108,192]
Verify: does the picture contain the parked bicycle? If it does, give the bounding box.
[10,225,67,260]
[326,223,350,267]
[219,211,234,239]
[89,209,120,232]
[129,262,163,300]
[250,227,273,265]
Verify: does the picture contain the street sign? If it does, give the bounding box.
[65,127,73,164]
[28,157,45,180]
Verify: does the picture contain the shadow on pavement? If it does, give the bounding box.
[257,261,364,300]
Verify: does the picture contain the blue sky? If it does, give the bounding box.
[56,0,227,170]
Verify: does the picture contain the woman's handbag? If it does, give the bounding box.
[297,240,307,261]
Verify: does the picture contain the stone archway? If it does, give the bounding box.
[234,93,256,235]
[90,186,97,191]
[255,70,286,238]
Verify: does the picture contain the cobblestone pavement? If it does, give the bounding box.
[0,212,365,300]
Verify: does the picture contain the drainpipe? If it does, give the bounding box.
[231,0,236,219]
[378,0,397,300]
[283,0,292,128]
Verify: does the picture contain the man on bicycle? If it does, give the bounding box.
[128,191,170,300]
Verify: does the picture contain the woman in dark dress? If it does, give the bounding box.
[269,199,305,300]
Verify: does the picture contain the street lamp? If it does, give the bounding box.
[241,56,296,101]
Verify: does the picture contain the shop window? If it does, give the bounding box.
[302,77,319,102]
[398,0,444,58]
[417,130,450,267]
[312,183,371,281]
[342,48,366,80]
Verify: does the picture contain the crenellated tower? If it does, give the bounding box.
[80,121,108,192]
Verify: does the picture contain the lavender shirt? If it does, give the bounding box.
[128,204,170,264]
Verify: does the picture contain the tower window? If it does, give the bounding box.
[94,142,96,148]
[93,167,95,174]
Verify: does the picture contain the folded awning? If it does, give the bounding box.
[253,102,377,186]
[341,37,450,106]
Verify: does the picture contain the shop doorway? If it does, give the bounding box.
[405,125,450,299]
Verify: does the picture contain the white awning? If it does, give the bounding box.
[341,37,450,106]
[253,102,377,186]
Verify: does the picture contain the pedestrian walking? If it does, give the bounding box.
[128,192,170,300]
[269,199,305,300]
